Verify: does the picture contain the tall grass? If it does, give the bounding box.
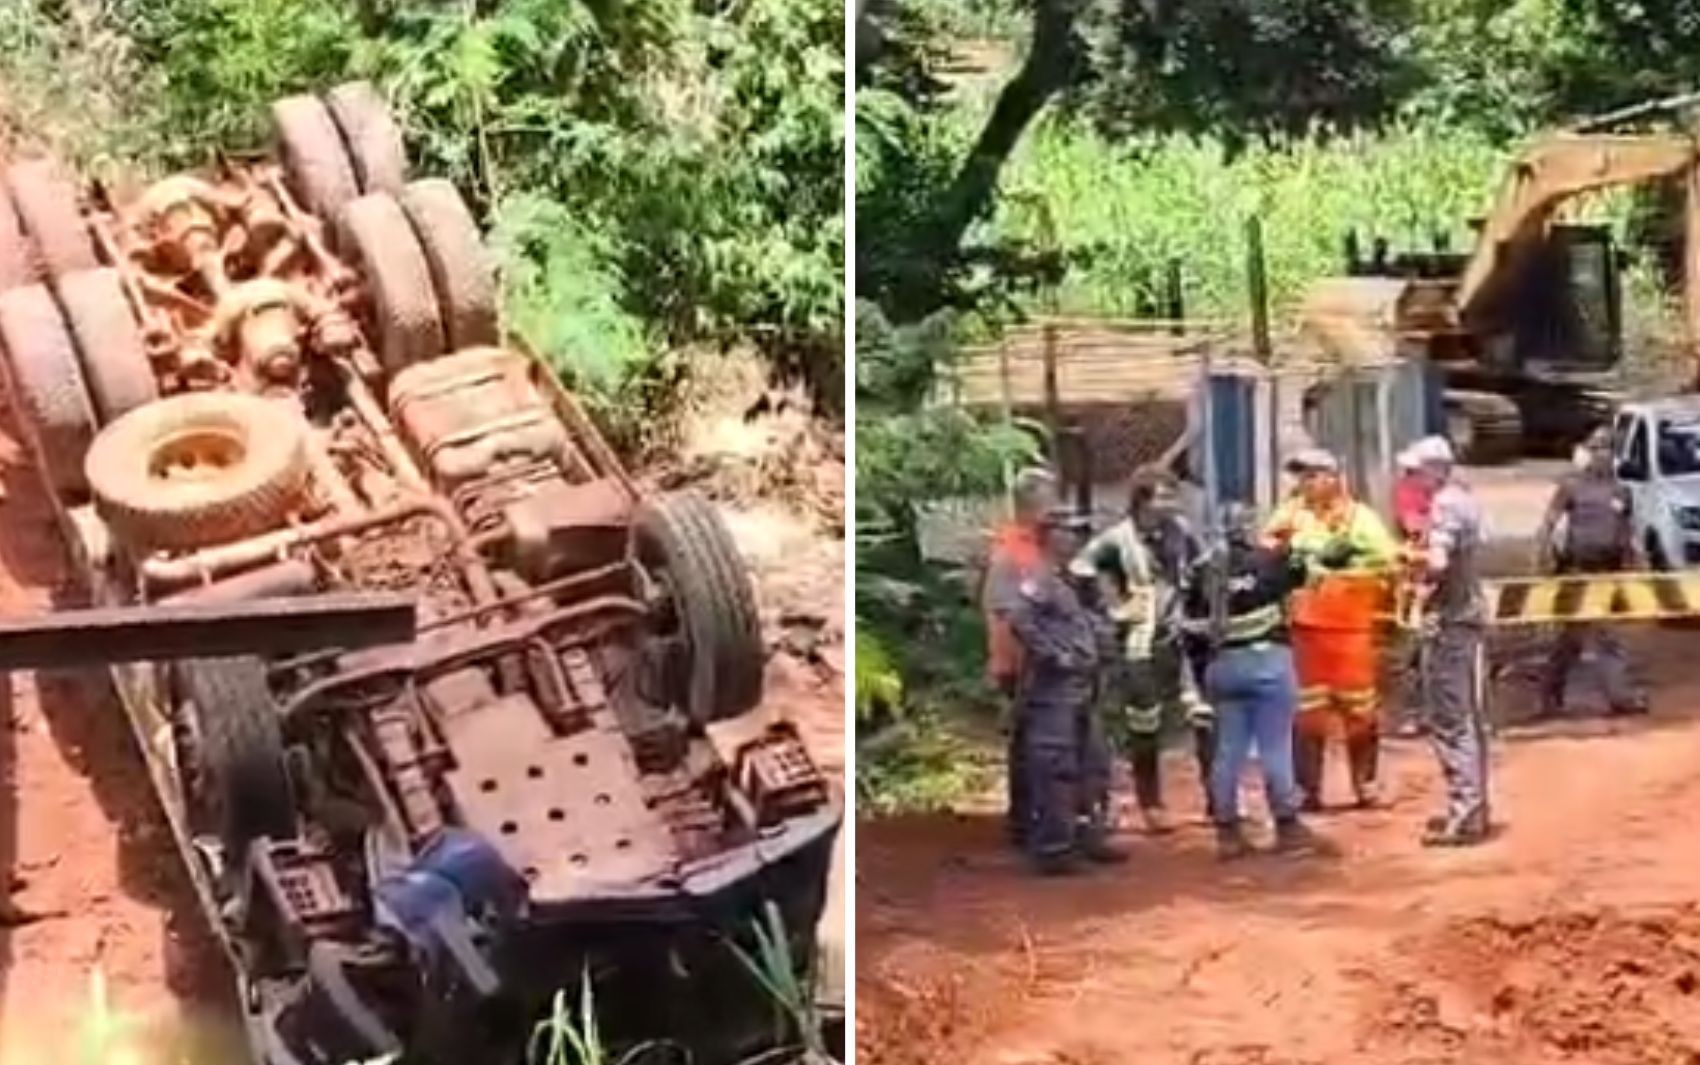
[987,118,1651,324]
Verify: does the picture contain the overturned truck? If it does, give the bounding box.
[0,83,837,1062]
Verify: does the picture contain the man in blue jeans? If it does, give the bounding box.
[1185,503,1326,860]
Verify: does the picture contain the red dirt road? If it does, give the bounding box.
[0,418,235,1063]
[858,632,1700,1065]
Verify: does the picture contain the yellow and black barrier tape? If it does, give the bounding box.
[1389,571,1700,629]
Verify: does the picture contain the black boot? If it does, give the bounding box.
[1129,733,1172,832]
[1346,729,1382,809]
[1293,730,1325,812]
[1215,821,1252,861]
[1081,836,1131,865]
[1033,850,1082,876]
[1274,816,1323,854]
[1192,723,1218,820]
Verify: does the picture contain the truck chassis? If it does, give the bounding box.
[0,83,837,1063]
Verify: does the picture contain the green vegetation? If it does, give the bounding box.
[0,0,843,442]
[855,0,1700,811]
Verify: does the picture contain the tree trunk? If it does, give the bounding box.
[925,0,1085,264]
[890,0,1085,320]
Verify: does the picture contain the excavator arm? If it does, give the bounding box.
[1456,133,1698,331]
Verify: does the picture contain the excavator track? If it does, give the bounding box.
[1445,390,1524,465]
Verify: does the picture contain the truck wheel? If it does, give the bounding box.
[272,95,361,223]
[337,193,446,372]
[398,179,498,349]
[6,158,95,280]
[324,81,407,196]
[636,491,765,724]
[0,283,96,496]
[86,391,311,551]
[0,184,37,290]
[179,656,295,861]
[55,267,157,423]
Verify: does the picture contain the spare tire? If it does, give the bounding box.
[6,158,95,280]
[636,491,765,724]
[0,283,96,496]
[179,656,296,860]
[56,267,157,423]
[398,179,498,349]
[86,391,311,552]
[324,81,407,196]
[337,193,446,372]
[272,95,360,223]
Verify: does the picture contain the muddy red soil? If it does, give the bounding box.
[858,630,1700,1065]
[0,412,236,1062]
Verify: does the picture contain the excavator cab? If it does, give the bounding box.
[1501,223,1623,374]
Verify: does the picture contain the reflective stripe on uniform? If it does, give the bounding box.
[1187,700,1216,727]
[1299,686,1330,712]
[1125,703,1163,734]
[1337,687,1379,719]
[1224,603,1283,644]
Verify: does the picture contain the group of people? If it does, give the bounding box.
[983,435,1494,875]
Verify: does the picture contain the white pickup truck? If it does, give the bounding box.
[1611,397,1700,569]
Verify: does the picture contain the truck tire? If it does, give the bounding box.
[86,391,311,551]
[0,283,96,496]
[272,95,360,223]
[636,491,765,724]
[55,267,157,423]
[398,179,498,349]
[179,656,296,860]
[0,184,36,290]
[337,193,445,372]
[6,158,96,280]
[324,81,407,196]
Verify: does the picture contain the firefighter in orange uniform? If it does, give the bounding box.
[1263,448,1398,811]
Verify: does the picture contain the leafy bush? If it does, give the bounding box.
[86,0,841,421]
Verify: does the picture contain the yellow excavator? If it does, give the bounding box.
[1299,92,1700,463]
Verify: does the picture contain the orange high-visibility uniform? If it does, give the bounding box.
[1264,494,1397,738]
[984,522,1044,685]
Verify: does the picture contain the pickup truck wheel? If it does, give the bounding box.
[55,267,156,423]
[0,184,36,290]
[398,179,498,349]
[272,95,360,223]
[337,193,446,372]
[86,391,311,551]
[324,81,407,195]
[6,158,96,280]
[0,283,96,496]
[636,491,765,724]
[179,656,296,862]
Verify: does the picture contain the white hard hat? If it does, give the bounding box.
[1284,447,1339,474]
[1408,435,1455,466]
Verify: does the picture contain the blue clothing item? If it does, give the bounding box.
[1205,642,1301,825]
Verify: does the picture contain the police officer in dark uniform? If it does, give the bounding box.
[1535,427,1647,718]
[997,509,1129,875]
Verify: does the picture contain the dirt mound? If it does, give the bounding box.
[1367,907,1700,1064]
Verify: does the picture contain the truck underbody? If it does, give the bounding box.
[0,82,838,1063]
